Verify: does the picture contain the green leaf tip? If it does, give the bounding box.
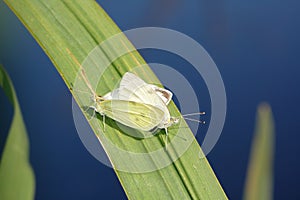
[0,64,35,200]
[243,103,275,200]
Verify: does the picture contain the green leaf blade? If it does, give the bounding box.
[243,103,275,200]
[4,1,227,199]
[0,65,35,200]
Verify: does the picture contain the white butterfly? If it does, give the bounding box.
[103,72,179,144]
[69,44,204,145]
[67,49,167,134]
[91,97,166,132]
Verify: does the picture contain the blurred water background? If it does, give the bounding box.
[0,0,299,199]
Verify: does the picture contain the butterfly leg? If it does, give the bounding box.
[87,106,96,121]
[165,128,168,149]
[103,114,106,132]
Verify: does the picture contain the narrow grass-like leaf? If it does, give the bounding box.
[243,103,275,200]
[0,65,35,200]
[4,1,227,199]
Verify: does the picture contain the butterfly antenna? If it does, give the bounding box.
[183,117,206,124]
[72,88,93,95]
[181,112,206,117]
[66,48,98,98]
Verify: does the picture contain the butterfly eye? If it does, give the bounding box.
[170,117,179,124]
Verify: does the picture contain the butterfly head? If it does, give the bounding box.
[170,116,180,125]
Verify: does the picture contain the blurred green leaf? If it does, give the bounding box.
[0,64,35,200]
[243,103,275,200]
[4,0,227,199]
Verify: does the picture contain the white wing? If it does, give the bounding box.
[149,85,173,105]
[102,73,174,129]
[102,88,119,100]
[118,73,164,106]
[118,73,170,127]
[99,100,165,132]
[102,73,173,106]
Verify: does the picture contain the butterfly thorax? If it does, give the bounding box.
[161,116,180,128]
[93,96,105,115]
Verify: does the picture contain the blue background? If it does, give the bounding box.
[1,0,300,199]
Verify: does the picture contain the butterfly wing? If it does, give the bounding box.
[149,84,173,105]
[102,73,173,106]
[99,100,165,132]
[118,72,151,102]
[102,72,151,102]
[102,88,119,100]
[118,73,166,107]
[118,72,172,127]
